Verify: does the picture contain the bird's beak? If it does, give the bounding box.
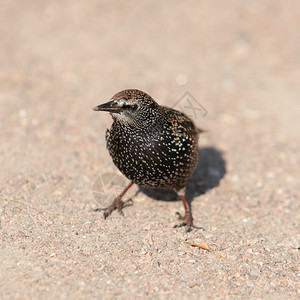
[93,100,121,113]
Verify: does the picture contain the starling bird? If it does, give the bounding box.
[93,89,203,230]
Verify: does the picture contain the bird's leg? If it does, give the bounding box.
[174,189,203,232]
[94,182,134,219]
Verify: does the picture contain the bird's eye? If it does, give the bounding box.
[123,104,139,111]
[123,104,138,111]
[130,104,138,111]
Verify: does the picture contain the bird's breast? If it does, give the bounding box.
[106,122,198,188]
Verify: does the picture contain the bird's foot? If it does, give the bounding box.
[174,212,204,232]
[94,198,133,219]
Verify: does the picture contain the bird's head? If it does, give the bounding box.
[93,89,161,128]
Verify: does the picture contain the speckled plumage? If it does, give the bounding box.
[93,89,203,230]
[105,91,199,191]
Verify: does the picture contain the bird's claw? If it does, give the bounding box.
[174,211,205,232]
[175,211,185,220]
[94,198,133,219]
[122,198,133,208]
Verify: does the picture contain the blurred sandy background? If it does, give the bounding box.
[0,1,299,299]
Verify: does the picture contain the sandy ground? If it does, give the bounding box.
[0,0,299,299]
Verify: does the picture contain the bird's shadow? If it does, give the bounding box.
[139,147,226,206]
